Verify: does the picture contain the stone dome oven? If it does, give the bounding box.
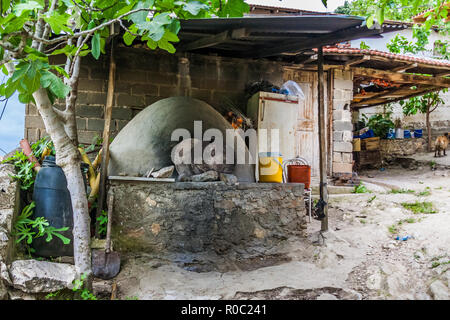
[108,96,255,182]
[107,97,307,268]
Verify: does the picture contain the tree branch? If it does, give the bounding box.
[29,7,155,46]
[39,0,59,52]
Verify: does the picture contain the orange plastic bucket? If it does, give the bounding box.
[287,165,311,189]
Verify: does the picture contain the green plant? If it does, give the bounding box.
[360,41,371,50]
[367,195,377,203]
[388,224,399,234]
[353,182,371,194]
[417,187,431,197]
[13,202,71,246]
[2,151,36,190]
[72,273,97,300]
[401,201,437,214]
[1,137,55,190]
[400,90,448,152]
[45,290,62,300]
[96,210,108,237]
[398,218,416,225]
[389,188,415,194]
[361,113,394,138]
[431,260,450,269]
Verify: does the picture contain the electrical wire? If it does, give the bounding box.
[0,97,8,121]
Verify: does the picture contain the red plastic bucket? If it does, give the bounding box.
[287,165,311,189]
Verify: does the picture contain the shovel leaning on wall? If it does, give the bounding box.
[92,193,120,279]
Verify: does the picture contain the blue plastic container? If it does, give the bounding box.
[414,129,423,138]
[404,130,411,138]
[387,128,395,139]
[360,129,375,139]
[32,156,74,257]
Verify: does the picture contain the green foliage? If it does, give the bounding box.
[13,202,71,245]
[368,195,377,203]
[417,187,431,197]
[1,137,55,190]
[96,210,108,237]
[400,90,447,116]
[388,224,399,234]
[389,188,415,194]
[353,182,371,194]
[335,0,449,61]
[72,273,97,300]
[2,150,36,190]
[0,0,249,103]
[359,41,371,50]
[361,113,395,138]
[401,201,437,214]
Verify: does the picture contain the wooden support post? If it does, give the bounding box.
[317,47,328,232]
[95,39,116,237]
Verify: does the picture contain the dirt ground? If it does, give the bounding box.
[113,161,449,300]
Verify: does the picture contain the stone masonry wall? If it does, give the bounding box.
[380,138,427,161]
[332,69,354,176]
[109,181,307,258]
[0,164,20,299]
[25,46,285,145]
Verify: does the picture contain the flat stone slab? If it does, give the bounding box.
[9,260,77,293]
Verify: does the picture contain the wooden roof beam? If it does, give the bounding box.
[353,84,410,104]
[391,63,418,73]
[352,86,441,108]
[435,70,450,77]
[352,67,450,87]
[344,55,370,68]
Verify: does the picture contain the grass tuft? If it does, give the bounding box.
[401,201,437,214]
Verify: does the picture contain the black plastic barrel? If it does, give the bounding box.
[31,156,74,257]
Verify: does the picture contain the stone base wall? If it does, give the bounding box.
[109,181,307,258]
[380,138,427,161]
[0,164,20,299]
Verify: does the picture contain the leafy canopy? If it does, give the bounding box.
[0,0,249,104]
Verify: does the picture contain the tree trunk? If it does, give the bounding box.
[426,108,432,152]
[32,88,92,277]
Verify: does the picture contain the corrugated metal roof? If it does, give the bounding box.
[177,15,402,58]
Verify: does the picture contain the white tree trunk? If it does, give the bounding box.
[32,88,92,277]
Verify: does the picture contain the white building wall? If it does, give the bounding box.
[351,28,447,59]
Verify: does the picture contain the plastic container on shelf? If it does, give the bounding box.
[258,152,283,183]
[287,165,311,189]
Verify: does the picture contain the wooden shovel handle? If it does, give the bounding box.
[105,193,114,253]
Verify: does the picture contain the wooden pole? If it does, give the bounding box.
[317,47,329,232]
[95,37,116,237]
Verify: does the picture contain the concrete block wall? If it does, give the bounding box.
[332,69,354,176]
[24,46,284,145]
